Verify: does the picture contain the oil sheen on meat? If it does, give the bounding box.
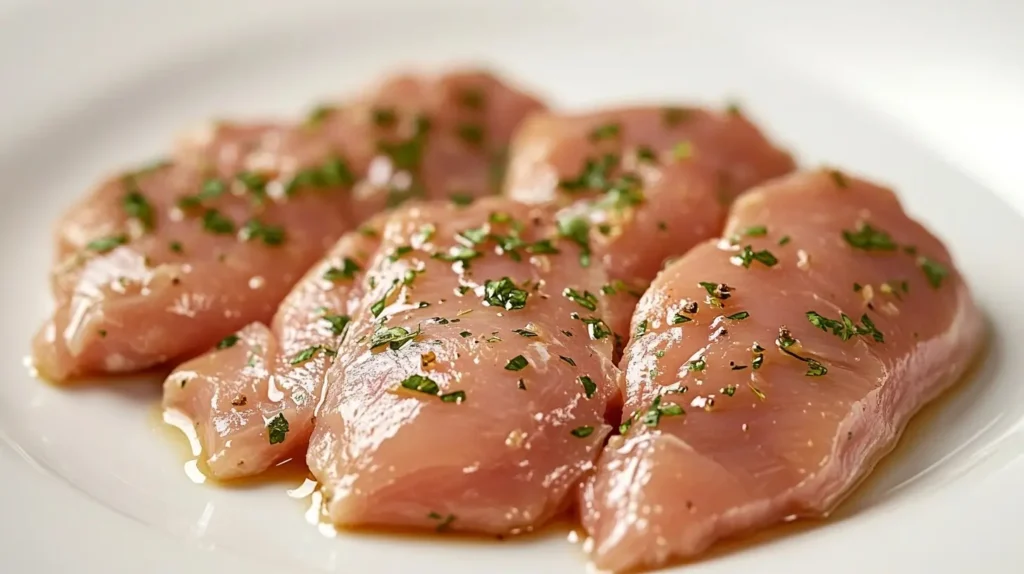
[34,71,545,381]
[579,169,984,572]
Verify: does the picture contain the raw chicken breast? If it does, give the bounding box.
[163,215,383,478]
[307,198,619,534]
[504,106,795,336]
[580,169,984,571]
[34,70,545,381]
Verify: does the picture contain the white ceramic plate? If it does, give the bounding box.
[2,1,1024,572]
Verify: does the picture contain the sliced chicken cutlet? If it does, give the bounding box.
[306,198,619,534]
[580,169,984,572]
[163,215,383,478]
[34,70,545,381]
[504,105,795,337]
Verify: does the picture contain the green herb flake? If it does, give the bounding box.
[635,319,649,336]
[291,345,334,365]
[369,325,421,350]
[672,141,694,160]
[806,311,884,343]
[432,246,481,265]
[642,396,685,428]
[688,358,707,372]
[483,277,529,310]
[589,123,621,142]
[918,257,948,288]
[721,385,737,397]
[570,426,595,438]
[169,240,184,254]
[266,413,289,444]
[559,355,577,367]
[201,209,235,235]
[557,215,592,267]
[662,107,692,126]
[671,313,692,325]
[459,331,472,338]
[400,374,440,395]
[86,234,128,253]
[217,334,240,349]
[579,376,597,399]
[733,245,779,268]
[322,314,351,336]
[806,360,828,377]
[305,104,336,126]
[563,288,598,311]
[829,169,849,189]
[123,189,155,231]
[581,317,612,340]
[842,223,897,252]
[725,311,750,321]
[439,390,466,404]
[323,258,362,281]
[741,225,768,237]
[449,192,474,206]
[505,355,529,371]
[778,235,791,246]
[512,328,537,338]
[526,239,560,255]
[240,219,285,246]
[456,123,485,146]
[636,145,658,163]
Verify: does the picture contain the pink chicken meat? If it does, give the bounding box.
[162,103,794,481]
[504,105,795,335]
[580,169,984,571]
[34,70,545,381]
[306,198,618,533]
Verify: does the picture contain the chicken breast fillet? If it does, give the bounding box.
[34,70,545,381]
[306,198,619,534]
[580,169,984,572]
[504,105,795,336]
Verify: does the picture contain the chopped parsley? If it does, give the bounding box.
[559,355,577,367]
[671,313,692,324]
[123,189,155,231]
[733,245,778,268]
[806,311,884,343]
[721,385,737,396]
[635,319,649,336]
[778,235,791,246]
[563,288,598,311]
[688,358,707,372]
[558,153,618,192]
[440,391,466,403]
[589,123,621,142]
[305,104,336,126]
[642,396,684,428]
[240,219,285,246]
[483,277,529,310]
[432,246,481,265]
[636,145,657,163]
[169,240,184,254]
[918,257,948,288]
[322,314,351,336]
[217,334,240,349]
[323,258,361,281]
[725,311,750,321]
[579,376,597,399]
[526,239,559,255]
[449,192,474,206]
[581,317,612,340]
[842,223,897,251]
[290,345,335,365]
[459,331,472,338]
[557,215,592,267]
[505,355,529,371]
[266,413,289,445]
[370,325,420,351]
[570,426,595,438]
[740,225,767,237]
[400,374,439,395]
[285,157,356,194]
[806,360,828,377]
[86,234,127,253]
[201,209,235,234]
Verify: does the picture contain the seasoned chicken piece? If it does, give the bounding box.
[307,198,619,534]
[580,169,984,572]
[163,215,383,478]
[34,70,545,381]
[504,106,795,336]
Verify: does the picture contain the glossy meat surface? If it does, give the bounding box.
[34,71,545,381]
[505,106,795,335]
[307,198,618,534]
[580,170,984,571]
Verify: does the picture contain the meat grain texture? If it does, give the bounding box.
[306,198,618,534]
[35,71,545,381]
[580,169,984,572]
[505,105,795,336]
